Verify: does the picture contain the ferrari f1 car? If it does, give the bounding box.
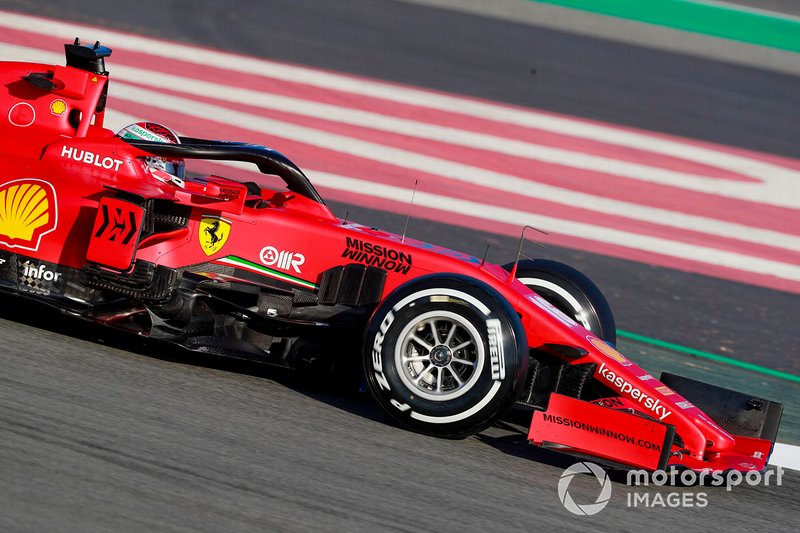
[0,40,783,473]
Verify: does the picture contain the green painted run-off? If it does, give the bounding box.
[617,329,800,383]
[529,0,800,53]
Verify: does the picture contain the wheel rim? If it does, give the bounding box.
[394,310,485,401]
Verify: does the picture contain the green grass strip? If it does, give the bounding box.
[617,329,800,383]
[529,0,800,52]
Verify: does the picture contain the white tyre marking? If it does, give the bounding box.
[372,310,395,391]
[392,287,492,315]
[410,381,502,424]
[486,318,505,380]
[390,399,411,412]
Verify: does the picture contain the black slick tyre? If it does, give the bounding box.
[363,274,528,438]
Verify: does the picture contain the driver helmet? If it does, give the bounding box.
[117,121,185,179]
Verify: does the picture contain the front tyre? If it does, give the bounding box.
[504,259,616,345]
[364,275,528,438]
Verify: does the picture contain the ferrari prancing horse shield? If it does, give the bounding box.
[199,215,231,256]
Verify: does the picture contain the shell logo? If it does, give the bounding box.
[587,335,632,366]
[0,179,58,251]
[50,99,67,116]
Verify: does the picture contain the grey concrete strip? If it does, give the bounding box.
[394,0,800,75]
[720,0,800,17]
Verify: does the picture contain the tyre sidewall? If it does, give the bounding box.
[364,275,527,438]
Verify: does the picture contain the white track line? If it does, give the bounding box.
[106,84,800,252]
[189,156,800,283]
[1,11,799,208]
[769,442,800,471]
[7,44,798,258]
[3,44,794,281]
[6,43,797,252]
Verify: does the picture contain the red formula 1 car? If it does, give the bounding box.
[0,41,783,473]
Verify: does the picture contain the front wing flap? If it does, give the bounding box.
[529,393,675,471]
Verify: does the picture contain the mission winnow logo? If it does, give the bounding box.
[342,237,412,274]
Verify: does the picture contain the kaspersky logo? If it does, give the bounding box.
[597,362,672,421]
[0,179,57,251]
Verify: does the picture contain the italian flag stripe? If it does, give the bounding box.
[214,256,317,289]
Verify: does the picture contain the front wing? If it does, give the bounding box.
[529,374,783,472]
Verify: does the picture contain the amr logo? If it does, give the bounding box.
[259,245,305,273]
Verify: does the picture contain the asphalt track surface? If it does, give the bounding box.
[0,1,798,531]
[2,303,798,532]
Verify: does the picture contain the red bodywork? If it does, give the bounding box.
[0,46,779,474]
